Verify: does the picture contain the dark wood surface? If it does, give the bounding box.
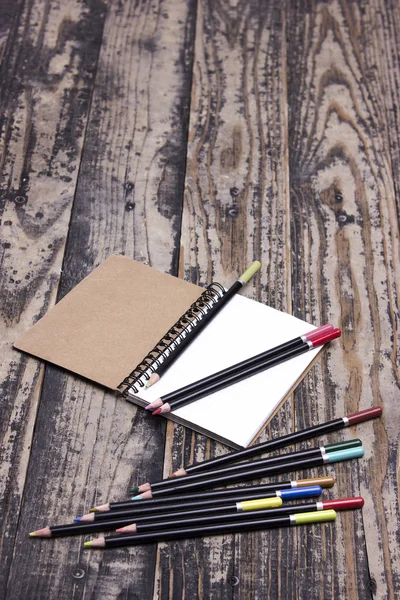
[1,1,399,598]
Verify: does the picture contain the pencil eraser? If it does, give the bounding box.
[303,324,335,341]
[239,261,261,283]
[322,497,364,510]
[346,406,382,425]
[310,328,341,348]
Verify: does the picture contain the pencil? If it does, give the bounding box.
[131,439,360,499]
[39,497,357,540]
[132,446,364,498]
[80,485,323,524]
[74,498,359,537]
[145,261,261,389]
[30,496,287,538]
[146,323,335,411]
[90,475,335,513]
[84,509,338,548]
[151,328,341,415]
[161,406,381,479]
[115,496,364,534]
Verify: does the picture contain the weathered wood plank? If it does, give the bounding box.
[0,0,107,595]
[2,0,399,598]
[4,0,197,598]
[0,0,24,68]
[155,1,293,598]
[286,1,400,599]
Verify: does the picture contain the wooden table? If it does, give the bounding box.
[1,1,399,598]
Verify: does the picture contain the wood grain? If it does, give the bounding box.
[155,1,293,598]
[3,0,197,599]
[286,1,400,599]
[0,0,23,67]
[1,0,399,598]
[0,0,107,594]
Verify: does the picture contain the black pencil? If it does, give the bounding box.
[134,446,364,498]
[84,509,338,548]
[145,262,261,388]
[131,439,360,499]
[32,496,360,539]
[81,484,324,523]
[150,328,341,415]
[90,475,335,513]
[114,496,363,534]
[30,494,291,538]
[166,406,382,478]
[146,323,334,411]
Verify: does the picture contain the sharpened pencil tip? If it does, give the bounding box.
[152,407,162,416]
[74,517,82,522]
[84,541,92,547]
[129,487,139,495]
[90,503,110,512]
[144,404,153,410]
[28,526,52,537]
[146,373,160,387]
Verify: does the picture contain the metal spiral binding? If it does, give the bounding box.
[118,281,226,396]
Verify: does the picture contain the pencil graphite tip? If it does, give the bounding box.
[146,398,163,411]
[84,537,105,549]
[136,490,152,500]
[90,503,110,512]
[152,403,171,416]
[29,527,51,538]
[79,513,95,523]
[146,373,160,388]
[130,489,152,500]
[171,467,187,477]
[138,482,151,493]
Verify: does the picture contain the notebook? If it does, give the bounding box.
[14,255,322,449]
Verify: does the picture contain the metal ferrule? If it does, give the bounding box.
[289,515,296,525]
[316,502,323,511]
[276,491,282,497]
[236,502,243,512]
[320,447,326,456]
[300,334,307,342]
[342,416,349,426]
[306,339,313,349]
[322,453,330,464]
[237,279,245,286]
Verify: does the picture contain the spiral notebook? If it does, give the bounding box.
[14,255,321,449]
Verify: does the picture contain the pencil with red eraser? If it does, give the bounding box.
[147,326,341,415]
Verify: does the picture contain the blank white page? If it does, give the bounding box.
[135,295,320,448]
